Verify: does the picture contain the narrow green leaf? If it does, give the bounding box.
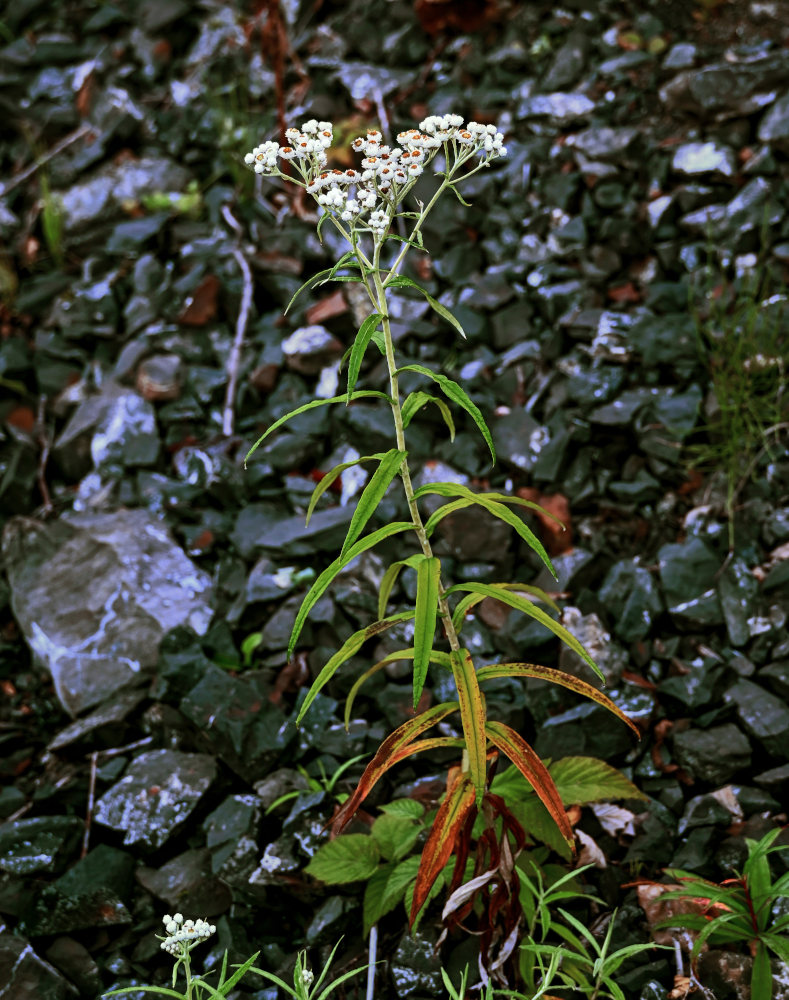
[245,391,390,465]
[413,556,441,708]
[340,449,406,559]
[305,453,384,526]
[288,521,414,659]
[297,611,414,724]
[413,480,565,528]
[450,648,488,803]
[385,274,466,339]
[396,364,495,465]
[378,554,424,619]
[284,265,335,315]
[401,391,456,441]
[344,647,452,730]
[347,312,383,397]
[446,582,602,681]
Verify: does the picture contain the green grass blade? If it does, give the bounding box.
[412,556,441,708]
[347,312,383,396]
[340,449,406,559]
[288,521,415,659]
[397,364,495,465]
[245,391,390,465]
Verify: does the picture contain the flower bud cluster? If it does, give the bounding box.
[160,913,216,956]
[244,114,507,238]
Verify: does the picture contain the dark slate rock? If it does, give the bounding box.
[47,689,147,751]
[599,559,664,642]
[758,92,789,151]
[558,607,626,686]
[659,55,789,117]
[724,680,789,759]
[672,724,751,785]
[3,510,212,716]
[717,559,760,648]
[761,660,789,700]
[658,536,721,606]
[23,885,131,936]
[566,126,640,161]
[517,92,595,124]
[390,926,444,999]
[94,750,216,848]
[55,844,135,900]
[0,934,77,1000]
[540,30,590,91]
[0,816,83,876]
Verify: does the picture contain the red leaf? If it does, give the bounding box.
[306,289,347,325]
[179,275,221,326]
[607,282,642,304]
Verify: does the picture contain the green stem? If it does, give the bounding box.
[183,951,192,1000]
[368,242,461,655]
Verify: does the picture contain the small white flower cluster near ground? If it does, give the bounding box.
[244,113,506,240]
[159,913,216,956]
[301,967,315,988]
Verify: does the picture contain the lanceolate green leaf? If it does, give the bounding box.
[245,391,390,465]
[297,611,415,724]
[401,391,456,441]
[305,453,385,526]
[477,663,639,737]
[378,554,424,619]
[384,274,466,339]
[413,481,565,528]
[413,556,441,709]
[347,312,383,396]
[340,449,406,558]
[288,521,414,659]
[485,719,573,848]
[446,582,602,682]
[449,583,560,627]
[345,647,453,729]
[396,364,495,465]
[450,648,488,804]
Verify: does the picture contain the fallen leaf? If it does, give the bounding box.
[306,289,347,325]
[607,281,642,304]
[576,828,606,868]
[591,802,638,837]
[5,405,35,433]
[179,274,221,326]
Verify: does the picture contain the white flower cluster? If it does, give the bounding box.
[160,913,216,956]
[301,967,315,988]
[244,114,507,239]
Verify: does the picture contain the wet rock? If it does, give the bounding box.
[94,749,216,848]
[55,843,135,900]
[136,847,210,905]
[390,926,444,999]
[44,938,101,999]
[54,382,159,475]
[203,794,260,884]
[725,680,789,759]
[136,354,184,401]
[517,91,595,124]
[244,505,354,558]
[305,895,350,946]
[492,408,541,472]
[671,141,736,179]
[0,816,83,876]
[678,792,738,835]
[697,950,752,1000]
[659,54,789,117]
[0,934,77,1000]
[566,126,640,161]
[718,559,760,648]
[599,559,664,642]
[672,724,752,784]
[282,325,344,376]
[47,688,146,750]
[3,509,212,715]
[24,884,132,936]
[759,92,789,151]
[761,659,789,700]
[559,607,626,685]
[659,655,726,710]
[541,30,590,91]
[658,536,723,625]
[58,156,190,231]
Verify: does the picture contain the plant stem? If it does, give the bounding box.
[368,253,461,654]
[183,952,192,1000]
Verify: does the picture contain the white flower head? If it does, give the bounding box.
[159,913,216,957]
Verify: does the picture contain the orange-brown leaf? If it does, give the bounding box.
[485,720,573,848]
[450,648,488,803]
[477,662,640,739]
[409,771,477,925]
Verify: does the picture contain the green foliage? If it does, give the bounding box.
[39,170,64,267]
[654,827,789,1000]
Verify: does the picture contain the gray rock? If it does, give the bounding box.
[0,934,77,1000]
[54,382,159,475]
[662,42,697,71]
[540,30,590,91]
[517,92,595,124]
[759,92,789,151]
[671,141,736,179]
[659,55,789,117]
[599,559,664,642]
[282,325,343,376]
[761,659,789,700]
[559,607,626,685]
[566,126,640,161]
[59,156,190,231]
[672,724,752,784]
[94,749,216,848]
[717,559,760,647]
[658,536,721,606]
[725,680,789,759]
[0,816,83,876]
[2,509,212,715]
[390,926,444,999]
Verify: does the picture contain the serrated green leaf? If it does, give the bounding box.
[401,391,456,441]
[446,582,601,681]
[305,453,385,526]
[347,312,383,397]
[288,521,414,659]
[363,856,421,936]
[397,364,495,465]
[371,813,422,862]
[305,834,381,884]
[508,795,574,860]
[549,757,648,805]
[413,555,441,709]
[340,449,406,559]
[378,798,426,819]
[245,391,390,465]
[297,610,414,724]
[385,274,466,339]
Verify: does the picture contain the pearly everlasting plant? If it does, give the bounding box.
[243,113,637,939]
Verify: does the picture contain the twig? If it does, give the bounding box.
[81,751,97,858]
[0,122,95,199]
[5,801,33,824]
[93,736,154,762]
[35,394,54,515]
[221,205,254,437]
[365,924,378,1000]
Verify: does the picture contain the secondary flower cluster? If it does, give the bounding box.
[159,913,216,956]
[244,114,507,239]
